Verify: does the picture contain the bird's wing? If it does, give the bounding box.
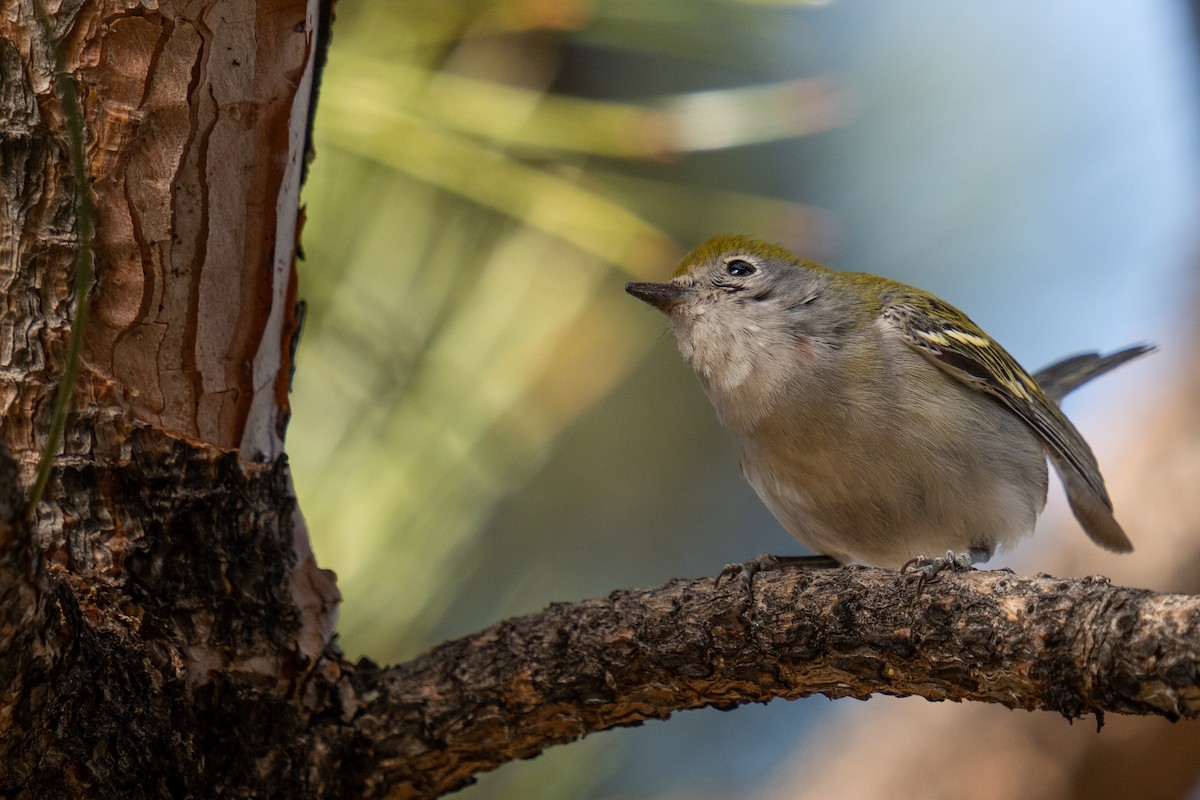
[879,288,1132,552]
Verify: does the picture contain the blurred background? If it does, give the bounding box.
[292,1,1200,798]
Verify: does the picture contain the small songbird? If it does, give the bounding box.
[626,235,1150,579]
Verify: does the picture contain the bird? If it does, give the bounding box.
[626,235,1150,582]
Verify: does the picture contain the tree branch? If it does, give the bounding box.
[338,567,1200,799]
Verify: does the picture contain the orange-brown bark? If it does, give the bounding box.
[4,0,316,466]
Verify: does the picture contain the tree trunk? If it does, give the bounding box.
[0,1,343,795]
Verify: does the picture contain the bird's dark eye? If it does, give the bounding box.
[725,258,756,277]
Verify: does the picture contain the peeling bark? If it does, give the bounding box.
[3,0,315,463]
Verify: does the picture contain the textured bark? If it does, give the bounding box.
[3,0,313,464]
[357,568,1200,799]
[2,2,1198,799]
[0,0,340,796]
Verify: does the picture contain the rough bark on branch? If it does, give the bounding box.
[359,566,1200,798]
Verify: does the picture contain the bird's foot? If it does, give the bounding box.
[900,550,976,595]
[715,553,841,590]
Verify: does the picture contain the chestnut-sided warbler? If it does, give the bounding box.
[627,235,1150,578]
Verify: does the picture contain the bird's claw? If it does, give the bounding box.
[715,553,841,590]
[714,553,780,590]
[900,550,974,595]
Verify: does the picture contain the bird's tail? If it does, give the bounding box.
[1033,344,1155,404]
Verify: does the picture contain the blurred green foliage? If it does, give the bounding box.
[293,0,836,659]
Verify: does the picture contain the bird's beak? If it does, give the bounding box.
[625,281,690,314]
